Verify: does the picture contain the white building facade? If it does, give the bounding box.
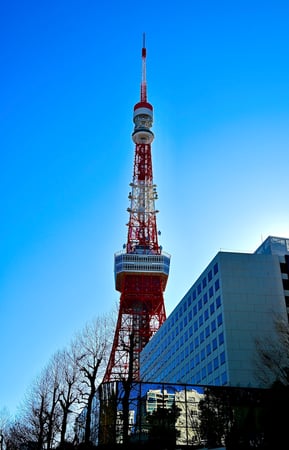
[140,236,289,388]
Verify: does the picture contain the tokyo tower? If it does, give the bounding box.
[103,36,170,382]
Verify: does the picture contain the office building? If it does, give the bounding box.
[141,236,289,388]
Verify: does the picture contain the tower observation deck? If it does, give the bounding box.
[103,37,170,382]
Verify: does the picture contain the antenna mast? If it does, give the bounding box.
[141,32,147,102]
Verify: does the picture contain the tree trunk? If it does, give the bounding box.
[84,389,95,444]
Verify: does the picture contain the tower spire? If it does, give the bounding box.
[141,32,147,102]
[103,38,170,383]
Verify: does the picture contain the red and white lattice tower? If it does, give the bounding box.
[103,36,170,382]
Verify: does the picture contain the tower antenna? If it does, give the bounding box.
[141,32,147,102]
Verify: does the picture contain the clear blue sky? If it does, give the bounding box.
[1,0,289,416]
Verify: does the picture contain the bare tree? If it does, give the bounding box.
[8,357,62,450]
[43,356,62,449]
[6,418,34,449]
[18,377,49,450]
[56,348,81,444]
[72,314,112,444]
[255,317,289,449]
[255,314,289,386]
[4,312,115,447]
[0,407,11,450]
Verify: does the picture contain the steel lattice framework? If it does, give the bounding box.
[103,37,170,382]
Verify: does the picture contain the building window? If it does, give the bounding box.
[193,305,197,316]
[206,343,211,355]
[213,356,219,369]
[198,299,202,310]
[219,332,224,345]
[197,283,202,295]
[203,292,208,304]
[212,337,217,351]
[199,315,203,327]
[208,361,213,374]
[208,270,212,281]
[205,325,210,337]
[204,309,209,321]
[210,303,215,314]
[215,279,220,291]
[221,371,227,385]
[200,331,204,343]
[209,286,214,298]
[216,295,221,308]
[202,277,207,288]
[211,320,216,332]
[217,313,223,326]
[220,351,226,364]
[202,366,206,379]
[213,262,218,275]
[218,331,224,345]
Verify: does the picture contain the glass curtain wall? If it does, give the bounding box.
[98,381,269,449]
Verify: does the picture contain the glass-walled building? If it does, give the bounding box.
[141,236,289,388]
[98,381,204,447]
[96,381,272,449]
